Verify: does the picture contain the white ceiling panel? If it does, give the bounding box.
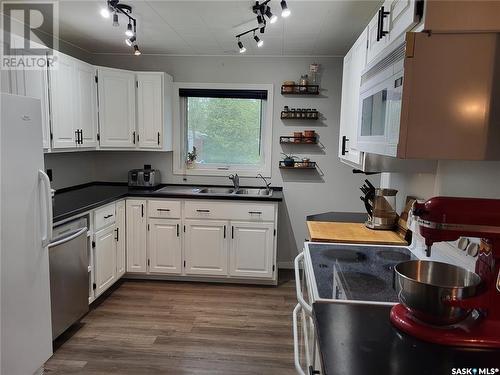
[55,0,382,56]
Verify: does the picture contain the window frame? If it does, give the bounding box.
[173,82,273,177]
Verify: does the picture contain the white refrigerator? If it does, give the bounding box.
[1,93,53,375]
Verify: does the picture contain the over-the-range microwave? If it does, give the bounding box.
[357,32,500,161]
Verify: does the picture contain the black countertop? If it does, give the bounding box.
[306,211,367,223]
[313,302,500,375]
[53,182,283,223]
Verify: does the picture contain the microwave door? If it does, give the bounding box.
[385,73,404,155]
[358,79,391,148]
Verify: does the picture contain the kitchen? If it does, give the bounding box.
[1,1,500,374]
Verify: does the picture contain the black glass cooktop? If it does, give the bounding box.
[308,243,414,302]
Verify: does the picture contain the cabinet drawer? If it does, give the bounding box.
[184,201,275,221]
[148,200,181,218]
[94,203,116,231]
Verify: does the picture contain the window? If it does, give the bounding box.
[173,84,273,177]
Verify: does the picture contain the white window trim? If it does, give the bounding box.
[172,82,273,177]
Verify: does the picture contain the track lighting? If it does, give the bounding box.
[112,11,119,26]
[280,0,290,17]
[265,6,277,24]
[237,39,246,53]
[257,14,265,29]
[125,22,133,37]
[101,1,140,55]
[253,33,263,48]
[125,35,136,46]
[100,6,111,18]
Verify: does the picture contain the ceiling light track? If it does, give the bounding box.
[100,0,141,56]
[235,0,290,54]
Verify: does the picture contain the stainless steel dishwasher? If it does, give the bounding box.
[49,217,89,339]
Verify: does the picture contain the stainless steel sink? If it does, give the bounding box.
[234,188,272,196]
[198,187,235,194]
[155,185,272,197]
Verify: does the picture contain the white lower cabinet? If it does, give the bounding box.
[94,225,117,297]
[184,220,228,276]
[126,200,147,273]
[148,218,182,274]
[116,200,126,278]
[229,222,275,279]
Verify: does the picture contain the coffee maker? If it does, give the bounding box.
[360,180,398,230]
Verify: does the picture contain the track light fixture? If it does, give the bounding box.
[253,32,263,48]
[280,0,290,17]
[235,0,290,53]
[125,21,133,37]
[101,1,140,55]
[265,6,277,24]
[237,38,246,53]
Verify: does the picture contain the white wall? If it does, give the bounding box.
[45,55,380,265]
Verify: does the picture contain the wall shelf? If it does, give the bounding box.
[279,161,317,169]
[281,84,320,95]
[280,136,317,144]
[280,110,319,120]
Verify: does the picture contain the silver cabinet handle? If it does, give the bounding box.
[49,227,87,248]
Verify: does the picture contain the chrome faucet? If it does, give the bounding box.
[257,174,271,194]
[229,174,239,191]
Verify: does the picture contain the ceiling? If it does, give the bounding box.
[57,0,381,56]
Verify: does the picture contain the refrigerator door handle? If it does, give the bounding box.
[39,170,53,247]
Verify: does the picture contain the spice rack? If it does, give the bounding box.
[279,136,317,144]
[281,108,319,120]
[281,84,320,95]
[279,160,317,169]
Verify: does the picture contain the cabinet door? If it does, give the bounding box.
[338,29,367,168]
[388,0,418,42]
[229,222,274,279]
[137,73,163,149]
[97,67,136,148]
[75,61,98,148]
[23,67,51,150]
[126,200,147,273]
[116,200,126,278]
[184,220,228,276]
[49,53,77,148]
[366,6,390,64]
[149,218,181,274]
[94,225,117,297]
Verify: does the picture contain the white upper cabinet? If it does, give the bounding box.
[74,60,98,148]
[229,222,274,279]
[49,53,77,149]
[137,72,163,149]
[24,69,51,149]
[338,29,368,168]
[366,5,390,65]
[388,0,420,42]
[97,67,136,148]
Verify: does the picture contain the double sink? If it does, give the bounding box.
[155,185,273,197]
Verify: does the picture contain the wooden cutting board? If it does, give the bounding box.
[307,221,408,246]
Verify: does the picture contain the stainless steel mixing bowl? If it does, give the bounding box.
[394,260,481,325]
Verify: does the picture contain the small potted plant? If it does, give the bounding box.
[186,147,197,169]
[281,152,297,167]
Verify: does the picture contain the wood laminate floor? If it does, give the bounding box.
[45,272,297,374]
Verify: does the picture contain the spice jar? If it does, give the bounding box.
[294,132,303,143]
[282,106,289,119]
[290,108,296,119]
[283,80,295,93]
[304,130,315,143]
[299,74,308,92]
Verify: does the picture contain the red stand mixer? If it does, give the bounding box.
[390,196,500,348]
